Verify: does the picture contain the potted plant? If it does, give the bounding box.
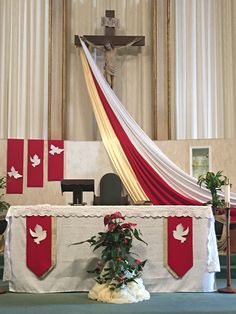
[72,211,150,303]
[0,176,9,234]
[197,170,227,214]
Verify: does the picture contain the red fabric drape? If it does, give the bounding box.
[48,140,64,181]
[26,216,54,277]
[27,139,44,187]
[6,139,24,194]
[93,76,200,205]
[167,217,193,277]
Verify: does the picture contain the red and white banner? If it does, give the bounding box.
[27,139,44,187]
[165,217,193,278]
[26,216,56,278]
[48,140,64,181]
[6,139,24,194]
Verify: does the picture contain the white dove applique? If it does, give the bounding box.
[49,144,64,156]
[8,166,23,179]
[30,154,41,167]
[173,223,189,243]
[29,224,47,244]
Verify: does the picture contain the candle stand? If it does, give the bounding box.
[218,204,236,293]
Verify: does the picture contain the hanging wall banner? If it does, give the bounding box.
[164,216,193,278]
[27,139,44,187]
[48,140,64,181]
[26,216,56,278]
[6,139,24,194]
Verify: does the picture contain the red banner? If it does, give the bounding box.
[26,216,55,278]
[165,217,193,278]
[48,140,64,181]
[6,139,24,194]
[27,139,44,187]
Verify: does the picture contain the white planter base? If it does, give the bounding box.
[88,278,150,304]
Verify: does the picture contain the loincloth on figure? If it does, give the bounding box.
[104,49,117,76]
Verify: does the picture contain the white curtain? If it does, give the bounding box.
[175,0,236,139]
[65,0,152,140]
[0,0,49,139]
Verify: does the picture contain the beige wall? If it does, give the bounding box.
[0,139,235,206]
[157,139,236,187]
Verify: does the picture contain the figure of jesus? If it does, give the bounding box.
[81,37,140,89]
[103,41,116,89]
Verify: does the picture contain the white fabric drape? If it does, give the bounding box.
[0,0,49,139]
[65,0,152,140]
[81,39,236,206]
[175,0,236,139]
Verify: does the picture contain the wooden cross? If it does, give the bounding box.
[74,10,145,47]
[75,10,145,89]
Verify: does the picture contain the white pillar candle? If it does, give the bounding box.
[224,179,231,204]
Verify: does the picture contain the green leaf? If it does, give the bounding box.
[132,228,148,245]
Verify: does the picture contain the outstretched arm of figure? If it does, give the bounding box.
[80,36,103,51]
[117,36,142,50]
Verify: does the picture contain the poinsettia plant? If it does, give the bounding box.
[73,211,147,290]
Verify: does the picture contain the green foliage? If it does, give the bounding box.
[197,171,227,208]
[72,211,147,290]
[0,176,10,212]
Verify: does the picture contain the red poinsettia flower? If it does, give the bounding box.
[108,223,116,232]
[121,222,137,229]
[134,259,142,265]
[123,237,129,244]
[111,211,125,220]
[104,215,110,226]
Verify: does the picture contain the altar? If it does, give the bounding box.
[3,205,220,293]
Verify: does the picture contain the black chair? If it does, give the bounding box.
[94,173,129,205]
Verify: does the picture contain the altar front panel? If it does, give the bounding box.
[3,205,220,293]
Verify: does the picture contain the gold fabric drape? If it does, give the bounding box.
[79,48,149,203]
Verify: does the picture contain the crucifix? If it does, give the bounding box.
[75,10,145,89]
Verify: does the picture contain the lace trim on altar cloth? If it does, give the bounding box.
[6,204,213,219]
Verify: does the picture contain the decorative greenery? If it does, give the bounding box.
[73,211,147,290]
[0,176,10,212]
[197,171,227,208]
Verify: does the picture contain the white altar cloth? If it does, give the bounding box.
[3,205,220,293]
